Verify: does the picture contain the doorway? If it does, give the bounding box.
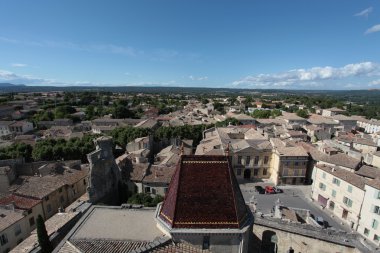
[244,169,251,179]
[342,209,348,220]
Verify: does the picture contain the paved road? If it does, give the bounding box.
[239,181,352,233]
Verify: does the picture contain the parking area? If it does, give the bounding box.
[239,180,352,233]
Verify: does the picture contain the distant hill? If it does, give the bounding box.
[0,83,26,87]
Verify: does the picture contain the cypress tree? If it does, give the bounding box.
[36,215,53,253]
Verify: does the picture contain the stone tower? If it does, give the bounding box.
[156,155,254,253]
[87,136,121,203]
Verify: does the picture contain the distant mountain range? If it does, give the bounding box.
[0,83,26,87]
[0,83,380,101]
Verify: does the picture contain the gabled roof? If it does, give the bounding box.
[158,155,249,229]
[0,194,41,210]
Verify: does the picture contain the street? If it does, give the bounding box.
[239,181,352,233]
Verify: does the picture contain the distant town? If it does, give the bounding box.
[1,86,380,253]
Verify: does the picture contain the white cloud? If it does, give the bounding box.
[354,7,373,18]
[0,69,180,87]
[189,75,208,81]
[369,79,380,86]
[11,63,27,67]
[365,24,380,34]
[232,62,380,89]
[0,69,65,85]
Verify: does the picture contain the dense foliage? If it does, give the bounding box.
[127,193,164,207]
[251,109,282,119]
[0,143,33,162]
[153,124,208,146]
[31,135,97,162]
[110,126,151,148]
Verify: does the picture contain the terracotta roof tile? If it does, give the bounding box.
[159,155,249,229]
[0,194,41,210]
[316,164,368,190]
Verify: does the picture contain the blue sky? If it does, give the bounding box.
[0,0,380,89]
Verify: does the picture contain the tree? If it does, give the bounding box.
[296,109,309,119]
[36,215,53,253]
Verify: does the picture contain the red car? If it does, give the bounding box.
[265,186,276,194]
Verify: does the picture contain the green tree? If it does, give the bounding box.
[296,109,309,118]
[36,215,53,253]
[0,143,33,162]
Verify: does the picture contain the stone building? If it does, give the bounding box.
[87,136,121,203]
[311,164,368,230]
[270,138,309,185]
[156,155,254,253]
[196,126,273,181]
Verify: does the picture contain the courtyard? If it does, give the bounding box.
[239,180,353,233]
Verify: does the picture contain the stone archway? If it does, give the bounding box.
[244,169,251,179]
[261,230,278,253]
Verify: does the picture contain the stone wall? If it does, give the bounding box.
[253,217,365,253]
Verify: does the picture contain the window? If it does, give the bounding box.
[254,169,258,176]
[83,179,87,185]
[164,187,168,194]
[29,217,35,227]
[372,219,379,229]
[332,178,341,186]
[347,185,353,193]
[364,228,370,236]
[246,156,251,165]
[254,156,259,165]
[152,188,156,195]
[375,191,380,199]
[14,224,21,236]
[27,209,32,215]
[0,233,8,246]
[332,189,336,198]
[295,162,299,166]
[343,196,353,207]
[236,168,242,176]
[44,196,49,201]
[47,204,52,213]
[374,205,380,215]
[319,183,326,191]
[145,187,151,193]
[264,156,269,164]
[374,234,380,242]
[329,201,335,210]
[237,156,242,165]
[322,172,326,179]
[263,168,268,176]
[202,236,210,250]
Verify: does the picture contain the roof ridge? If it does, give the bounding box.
[172,155,183,227]
[226,155,240,227]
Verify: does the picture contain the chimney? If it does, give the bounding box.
[180,143,184,156]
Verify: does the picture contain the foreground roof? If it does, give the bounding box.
[159,155,249,229]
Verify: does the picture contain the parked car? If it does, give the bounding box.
[265,186,276,194]
[255,186,265,194]
[273,187,283,193]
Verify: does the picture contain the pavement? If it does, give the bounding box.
[239,180,353,233]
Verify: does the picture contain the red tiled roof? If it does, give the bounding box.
[159,155,249,229]
[0,194,41,210]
